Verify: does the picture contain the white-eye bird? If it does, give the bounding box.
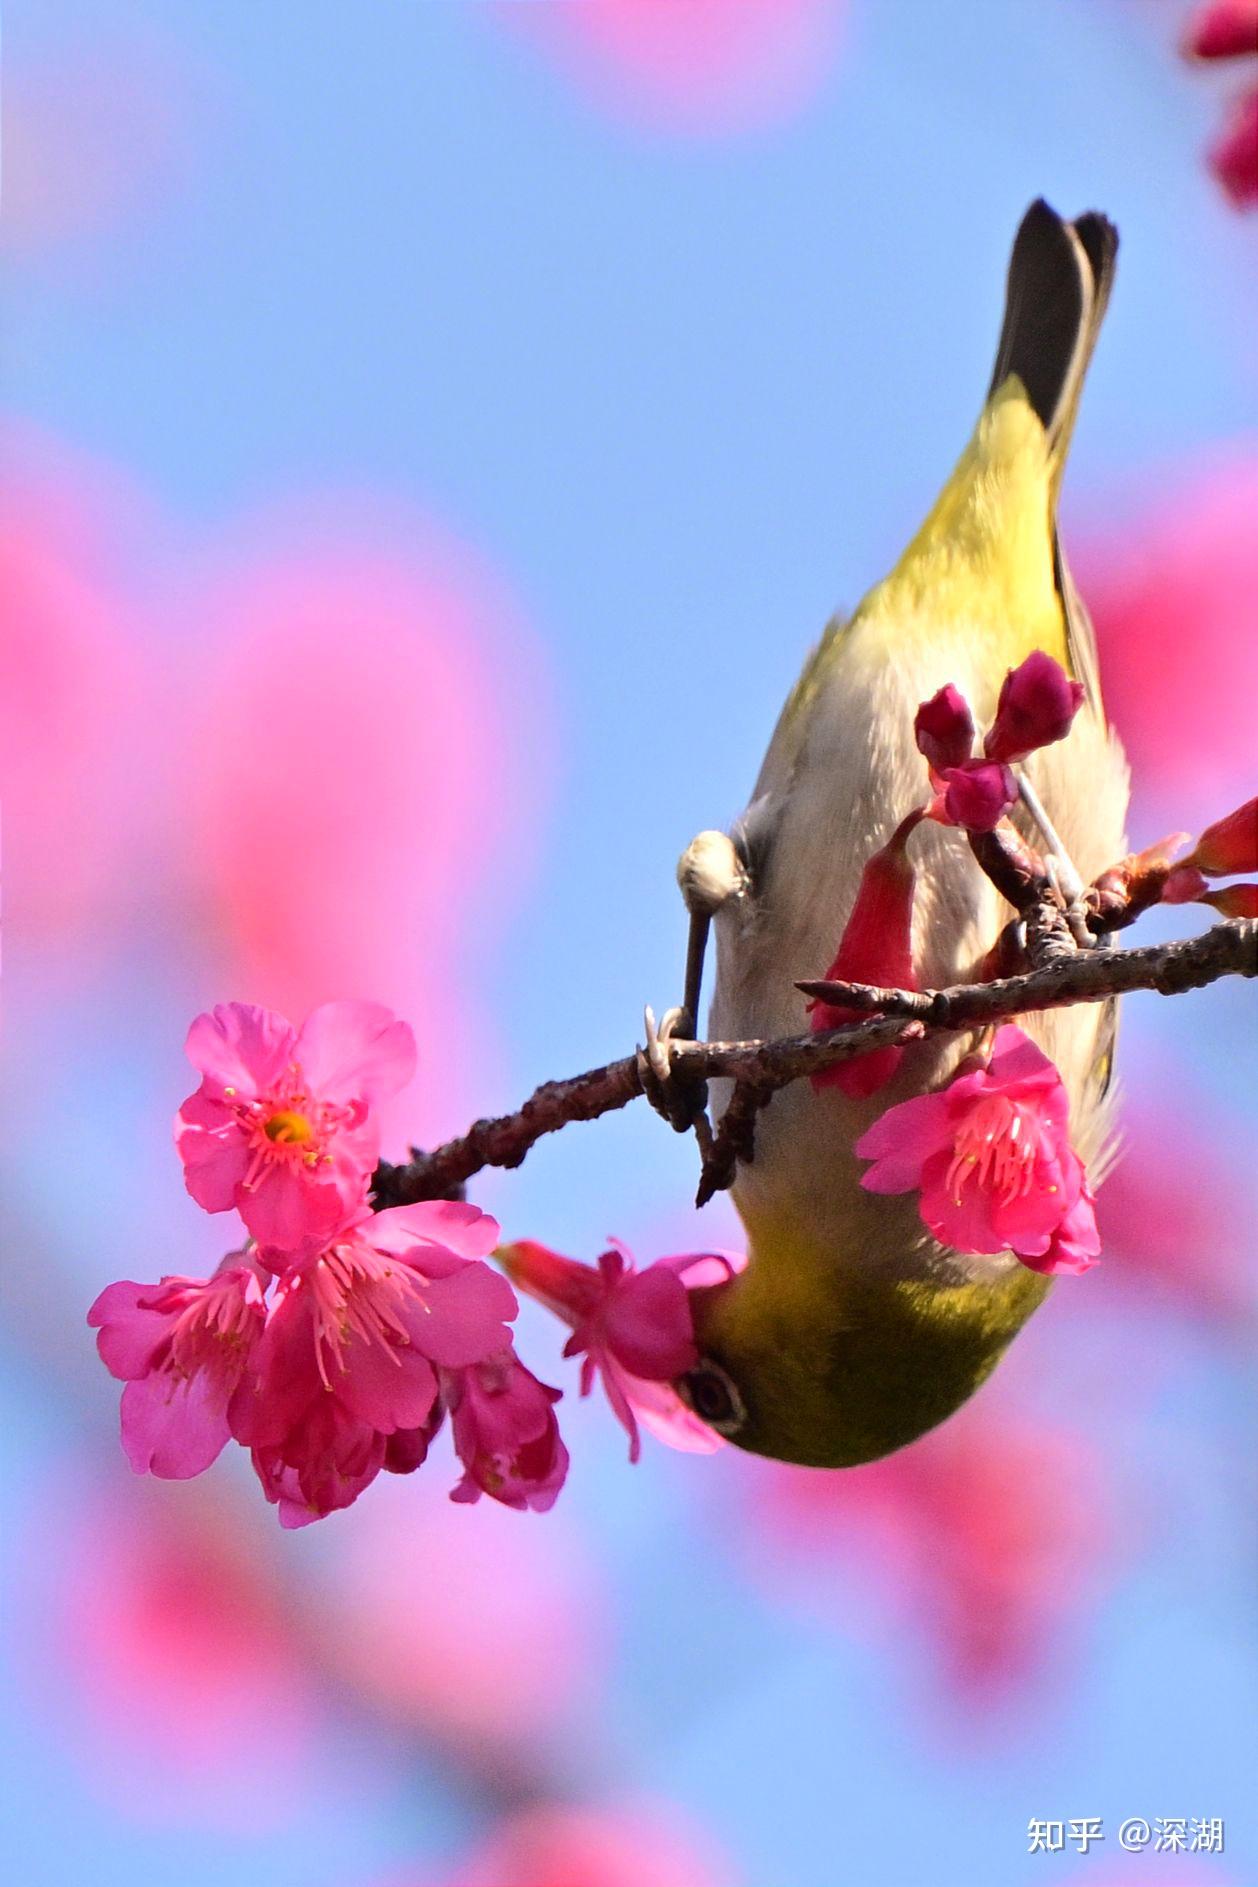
[662,200,1130,1466]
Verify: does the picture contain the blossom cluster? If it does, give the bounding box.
[89,1001,729,1525]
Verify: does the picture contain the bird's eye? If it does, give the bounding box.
[679,1358,746,1435]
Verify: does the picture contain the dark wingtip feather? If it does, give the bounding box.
[987,200,1090,431]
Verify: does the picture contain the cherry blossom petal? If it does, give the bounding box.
[183,1003,295,1100]
[292,999,417,1103]
[854,1091,954,1192]
[120,1371,232,1479]
[88,1280,172,1381]
[370,1198,502,1263]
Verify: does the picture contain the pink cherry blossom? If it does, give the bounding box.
[448,1348,569,1512]
[251,1403,387,1531]
[88,1258,266,1479]
[231,1202,517,1525]
[502,1238,741,1459]
[856,1026,1099,1272]
[808,809,922,1098]
[175,999,416,1250]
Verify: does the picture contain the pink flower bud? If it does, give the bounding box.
[448,1348,568,1513]
[1183,0,1258,61]
[1187,795,1258,875]
[809,810,921,1097]
[1210,85,1258,207]
[914,684,975,772]
[983,651,1085,765]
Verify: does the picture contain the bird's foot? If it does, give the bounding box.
[637,1003,709,1134]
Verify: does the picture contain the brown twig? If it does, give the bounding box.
[371,920,1256,1207]
[695,1080,775,1209]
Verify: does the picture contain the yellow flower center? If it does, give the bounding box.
[263,1109,315,1144]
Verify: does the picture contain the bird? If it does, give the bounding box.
[657,200,1130,1468]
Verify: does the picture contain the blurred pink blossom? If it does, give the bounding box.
[309,1469,605,1751]
[1080,458,1258,824]
[20,1475,314,1830]
[1210,85,1258,207]
[0,433,157,951]
[184,527,551,1146]
[451,1799,737,1887]
[1184,0,1258,61]
[497,0,845,137]
[753,1401,1113,1705]
[1098,1098,1258,1327]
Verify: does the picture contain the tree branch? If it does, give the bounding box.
[372,919,1256,1208]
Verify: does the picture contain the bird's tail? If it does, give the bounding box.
[987,199,1119,496]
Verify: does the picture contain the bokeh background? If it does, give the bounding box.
[3,3,1256,1884]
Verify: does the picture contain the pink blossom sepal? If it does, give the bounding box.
[855,1026,1099,1274]
[1162,798,1258,913]
[175,1000,416,1251]
[808,809,922,1098]
[501,1238,744,1459]
[448,1347,569,1512]
[1186,796,1258,876]
[1201,883,1258,917]
[88,1255,267,1478]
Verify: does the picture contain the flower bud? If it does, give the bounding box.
[983,651,1085,765]
[914,684,975,772]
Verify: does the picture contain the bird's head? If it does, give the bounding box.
[679,1216,1050,1468]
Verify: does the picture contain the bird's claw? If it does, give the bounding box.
[637,1003,708,1133]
